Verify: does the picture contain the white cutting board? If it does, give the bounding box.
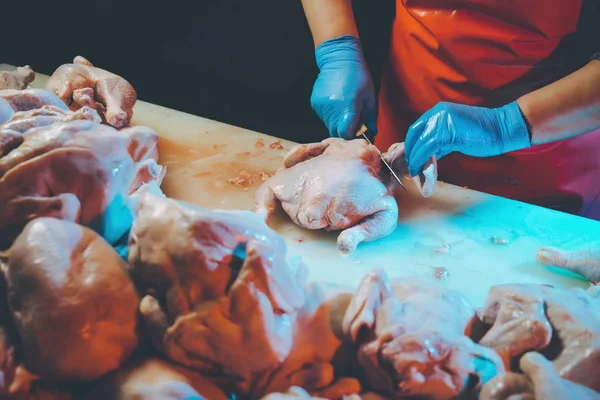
[4,63,598,307]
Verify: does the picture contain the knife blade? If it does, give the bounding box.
[355,124,407,191]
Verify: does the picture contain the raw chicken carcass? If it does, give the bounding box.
[382,142,438,198]
[0,120,161,248]
[1,218,139,381]
[481,352,600,400]
[0,89,69,112]
[343,269,504,399]
[87,357,229,400]
[478,284,600,391]
[255,138,398,255]
[536,246,600,283]
[128,194,306,389]
[46,56,137,128]
[128,194,364,398]
[0,66,35,90]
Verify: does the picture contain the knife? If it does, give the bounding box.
[355,124,407,191]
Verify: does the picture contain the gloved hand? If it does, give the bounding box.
[404,101,530,177]
[311,35,377,139]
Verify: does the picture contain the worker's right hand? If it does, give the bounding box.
[311,35,377,140]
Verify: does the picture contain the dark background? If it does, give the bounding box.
[1,0,394,143]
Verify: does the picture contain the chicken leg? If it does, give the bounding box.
[537,246,600,283]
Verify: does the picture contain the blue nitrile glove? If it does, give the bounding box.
[311,35,377,139]
[404,101,531,177]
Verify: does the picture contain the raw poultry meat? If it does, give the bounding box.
[481,352,600,400]
[0,98,14,124]
[255,138,398,255]
[477,283,600,391]
[87,357,229,400]
[128,194,306,394]
[0,107,101,157]
[0,120,162,248]
[46,56,137,128]
[382,142,438,198]
[0,66,35,90]
[342,269,504,399]
[536,246,600,283]
[128,194,368,398]
[0,89,68,112]
[1,218,139,381]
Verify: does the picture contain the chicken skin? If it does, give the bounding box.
[478,284,600,391]
[46,56,136,128]
[255,138,398,255]
[536,246,600,284]
[481,352,600,400]
[0,120,161,248]
[1,218,139,381]
[0,89,69,113]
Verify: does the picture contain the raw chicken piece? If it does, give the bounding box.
[87,357,228,400]
[382,142,438,198]
[255,138,398,255]
[478,284,600,391]
[481,352,600,400]
[0,120,156,248]
[0,106,102,156]
[536,246,600,283]
[46,56,137,128]
[128,194,362,398]
[342,269,504,399]
[0,98,14,124]
[0,89,69,112]
[1,218,139,381]
[0,66,35,90]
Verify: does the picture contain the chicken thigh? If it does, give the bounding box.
[1,218,139,381]
[478,284,600,391]
[342,269,504,399]
[536,246,600,283]
[255,138,398,255]
[0,89,69,112]
[46,56,136,128]
[0,120,161,248]
[0,66,35,90]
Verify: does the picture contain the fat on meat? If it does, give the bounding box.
[255,138,398,255]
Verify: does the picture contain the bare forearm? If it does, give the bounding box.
[517,60,600,145]
[301,0,359,47]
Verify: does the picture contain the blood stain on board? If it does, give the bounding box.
[269,140,284,150]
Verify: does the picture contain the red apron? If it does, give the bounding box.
[377,0,600,219]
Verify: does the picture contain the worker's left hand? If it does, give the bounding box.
[404,101,531,177]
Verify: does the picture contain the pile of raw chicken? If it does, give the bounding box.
[0,59,599,400]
